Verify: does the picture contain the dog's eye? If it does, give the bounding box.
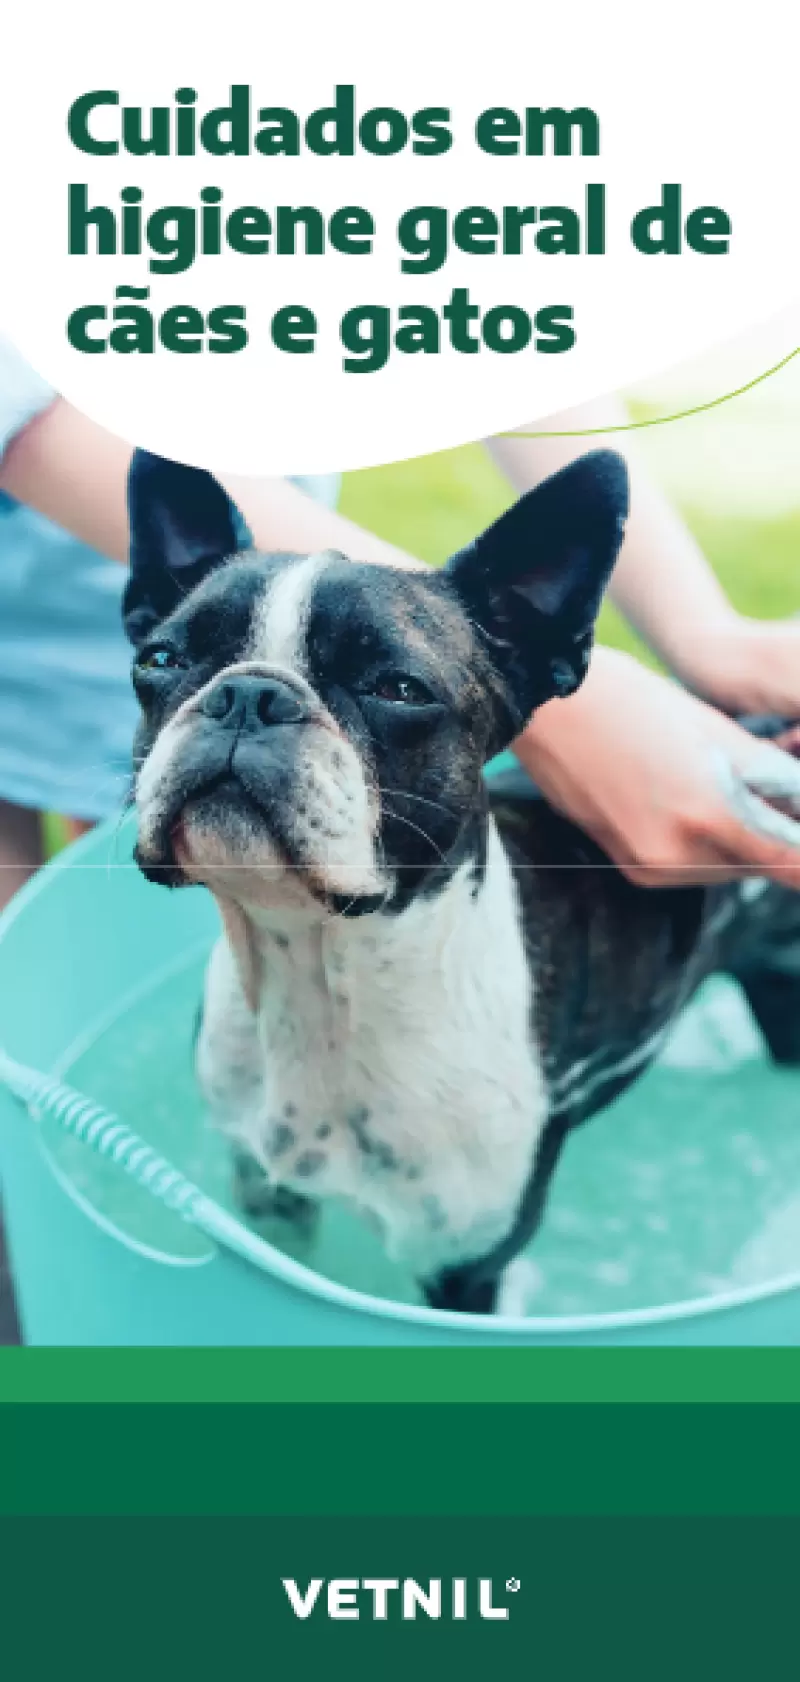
[367,673,435,706]
[137,645,185,673]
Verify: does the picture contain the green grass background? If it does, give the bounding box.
[339,440,800,669]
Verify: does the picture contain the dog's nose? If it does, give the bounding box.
[198,675,311,731]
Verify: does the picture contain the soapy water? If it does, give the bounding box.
[40,960,800,1318]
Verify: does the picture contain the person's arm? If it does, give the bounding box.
[0,396,133,560]
[222,470,421,572]
[517,647,800,889]
[0,395,419,571]
[488,398,800,719]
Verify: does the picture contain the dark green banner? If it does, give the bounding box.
[2,1401,800,1515]
[2,1514,798,1682]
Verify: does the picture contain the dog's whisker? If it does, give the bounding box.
[377,786,454,823]
[382,804,449,866]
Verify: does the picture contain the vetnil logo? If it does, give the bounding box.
[281,1577,520,1621]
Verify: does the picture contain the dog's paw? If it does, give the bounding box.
[232,1150,320,1256]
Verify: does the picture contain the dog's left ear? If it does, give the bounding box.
[123,449,253,646]
[446,449,629,734]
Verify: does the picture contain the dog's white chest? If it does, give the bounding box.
[198,830,547,1278]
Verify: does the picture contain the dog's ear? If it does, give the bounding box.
[123,449,253,646]
[446,449,628,737]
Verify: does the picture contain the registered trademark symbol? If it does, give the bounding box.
[505,1578,521,1593]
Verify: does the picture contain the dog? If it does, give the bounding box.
[123,447,800,1314]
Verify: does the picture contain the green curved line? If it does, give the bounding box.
[498,344,800,438]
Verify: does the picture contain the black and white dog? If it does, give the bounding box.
[123,448,800,1313]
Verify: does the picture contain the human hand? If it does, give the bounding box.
[673,612,800,732]
[515,648,800,888]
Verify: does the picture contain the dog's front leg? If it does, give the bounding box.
[423,1251,553,1318]
[195,935,265,1131]
[231,1148,320,1256]
[422,1264,501,1316]
[420,1114,572,1316]
[196,936,321,1258]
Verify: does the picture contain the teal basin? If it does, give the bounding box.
[1,774,800,1345]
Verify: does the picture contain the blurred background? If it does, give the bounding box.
[340,298,800,665]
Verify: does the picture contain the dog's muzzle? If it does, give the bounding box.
[196,671,317,732]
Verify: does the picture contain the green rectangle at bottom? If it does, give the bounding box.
[3,1403,800,1514]
[1,1515,798,1682]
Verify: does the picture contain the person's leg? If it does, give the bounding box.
[0,798,43,911]
[0,1220,20,1344]
[0,800,43,1344]
[63,817,94,843]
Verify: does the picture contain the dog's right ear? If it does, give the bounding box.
[446,450,628,738]
[123,449,253,646]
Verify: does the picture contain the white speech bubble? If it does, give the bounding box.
[1,0,799,474]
